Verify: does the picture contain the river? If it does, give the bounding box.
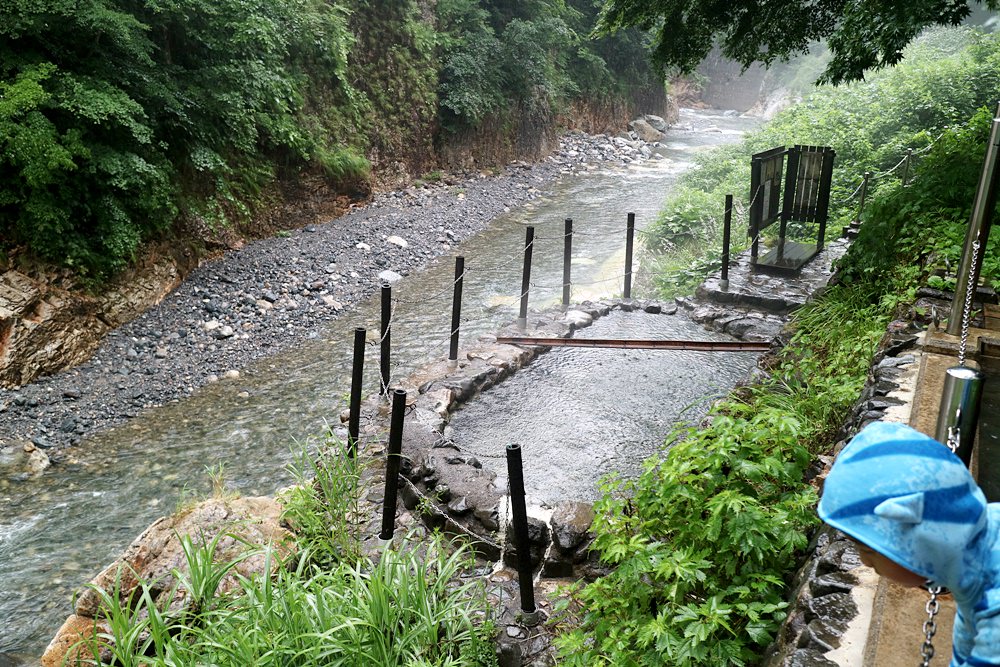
[0,109,758,661]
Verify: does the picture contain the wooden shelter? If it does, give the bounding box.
[748,145,836,275]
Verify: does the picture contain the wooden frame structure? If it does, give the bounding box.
[749,145,836,275]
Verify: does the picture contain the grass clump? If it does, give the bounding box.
[75,438,498,667]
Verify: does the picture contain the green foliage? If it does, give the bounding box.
[435,0,664,132]
[0,0,365,282]
[78,535,495,666]
[555,285,886,665]
[75,432,498,666]
[838,105,1000,293]
[644,27,1000,295]
[597,0,1000,85]
[281,437,364,568]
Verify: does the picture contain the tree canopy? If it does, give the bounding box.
[597,0,1000,84]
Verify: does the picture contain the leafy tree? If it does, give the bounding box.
[0,0,363,281]
[596,0,1000,84]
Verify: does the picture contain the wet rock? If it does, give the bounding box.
[550,501,594,553]
[628,118,666,143]
[74,496,293,619]
[503,516,549,570]
[808,592,857,628]
[474,504,500,532]
[41,615,109,667]
[563,310,593,328]
[447,495,472,516]
[809,570,857,598]
[786,648,838,667]
[377,270,403,284]
[805,617,842,652]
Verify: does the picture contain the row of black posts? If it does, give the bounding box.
[371,213,640,396]
[343,212,642,622]
[345,333,540,620]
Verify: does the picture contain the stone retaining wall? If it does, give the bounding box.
[760,309,928,666]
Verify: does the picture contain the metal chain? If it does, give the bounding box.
[919,585,942,666]
[946,410,961,454]
[958,240,981,367]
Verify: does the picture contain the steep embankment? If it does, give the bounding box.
[0,0,675,391]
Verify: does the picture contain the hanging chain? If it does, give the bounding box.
[946,408,962,454]
[919,584,942,667]
[957,240,981,367]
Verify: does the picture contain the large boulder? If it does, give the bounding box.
[42,496,294,667]
[628,118,666,143]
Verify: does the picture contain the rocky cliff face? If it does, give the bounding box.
[0,252,195,389]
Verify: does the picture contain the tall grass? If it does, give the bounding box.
[72,439,499,667]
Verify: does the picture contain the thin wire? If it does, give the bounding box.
[834,177,867,206]
[470,240,535,274]
[574,228,636,240]
[394,268,467,305]
[872,154,908,180]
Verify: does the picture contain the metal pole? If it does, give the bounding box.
[348,326,365,458]
[721,195,733,290]
[935,366,985,466]
[948,102,1000,336]
[901,148,914,186]
[449,256,464,361]
[854,172,871,224]
[624,212,635,299]
[379,388,407,541]
[379,283,391,395]
[506,444,539,624]
[518,226,534,327]
[562,218,572,309]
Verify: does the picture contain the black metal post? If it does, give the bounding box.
[562,218,572,309]
[506,444,537,620]
[624,212,635,299]
[948,102,1000,335]
[379,283,391,395]
[348,326,365,458]
[379,388,407,541]
[518,226,534,326]
[815,148,836,250]
[449,256,464,361]
[721,195,733,289]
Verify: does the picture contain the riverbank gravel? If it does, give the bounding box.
[0,132,661,463]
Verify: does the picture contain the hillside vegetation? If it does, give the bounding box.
[0,0,663,283]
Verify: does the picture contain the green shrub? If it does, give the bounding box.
[554,285,886,665]
[0,0,362,282]
[838,106,1000,292]
[642,26,1000,295]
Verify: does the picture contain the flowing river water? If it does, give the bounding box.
[0,109,758,661]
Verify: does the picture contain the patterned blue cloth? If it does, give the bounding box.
[818,421,1000,667]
